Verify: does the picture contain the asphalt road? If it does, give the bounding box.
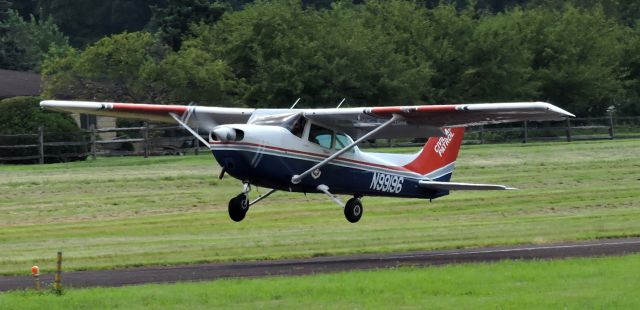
[2,237,639,292]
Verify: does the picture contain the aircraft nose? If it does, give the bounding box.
[212,126,244,142]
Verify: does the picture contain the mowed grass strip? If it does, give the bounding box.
[0,139,639,275]
[2,254,639,309]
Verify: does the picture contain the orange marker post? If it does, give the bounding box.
[31,265,40,290]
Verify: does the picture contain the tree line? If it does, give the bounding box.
[2,0,640,116]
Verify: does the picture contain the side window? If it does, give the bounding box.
[335,133,354,151]
[308,123,333,149]
[291,117,307,138]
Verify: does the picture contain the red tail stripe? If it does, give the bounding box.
[402,128,465,175]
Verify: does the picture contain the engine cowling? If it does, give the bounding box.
[211,126,244,142]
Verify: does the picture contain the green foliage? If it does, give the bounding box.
[618,27,640,115]
[0,9,69,71]
[148,0,227,51]
[151,47,237,103]
[460,9,537,101]
[42,31,238,105]
[39,1,640,115]
[518,6,627,116]
[0,96,86,163]
[185,0,436,107]
[36,0,160,47]
[0,0,11,21]
[42,32,165,102]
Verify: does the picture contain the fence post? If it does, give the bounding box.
[479,125,484,144]
[608,112,615,139]
[89,124,97,160]
[38,126,44,164]
[54,251,62,294]
[143,122,150,158]
[565,118,572,142]
[522,121,528,144]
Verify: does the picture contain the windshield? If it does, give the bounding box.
[335,133,354,150]
[249,112,305,136]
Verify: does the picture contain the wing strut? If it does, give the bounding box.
[291,114,403,184]
[169,112,211,149]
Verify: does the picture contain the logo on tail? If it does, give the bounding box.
[434,128,455,157]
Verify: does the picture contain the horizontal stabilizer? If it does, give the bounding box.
[419,180,516,190]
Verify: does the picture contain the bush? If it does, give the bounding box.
[0,96,87,164]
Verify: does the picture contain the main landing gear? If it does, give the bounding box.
[344,197,363,223]
[317,185,364,223]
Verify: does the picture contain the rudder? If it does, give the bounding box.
[403,127,465,177]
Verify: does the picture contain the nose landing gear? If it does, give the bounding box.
[228,183,278,222]
[228,193,249,222]
[228,183,250,222]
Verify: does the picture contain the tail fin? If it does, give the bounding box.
[403,127,465,179]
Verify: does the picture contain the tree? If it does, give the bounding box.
[36,0,160,47]
[0,0,11,22]
[519,6,626,116]
[618,28,640,115]
[42,31,238,105]
[460,9,537,102]
[43,32,165,102]
[0,9,69,71]
[0,96,87,164]
[148,0,227,51]
[184,0,435,107]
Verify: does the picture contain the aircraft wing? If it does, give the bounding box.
[40,100,254,128]
[419,180,516,191]
[303,102,574,139]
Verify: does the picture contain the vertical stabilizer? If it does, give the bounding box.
[403,127,465,178]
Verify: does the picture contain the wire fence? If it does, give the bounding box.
[2,115,640,164]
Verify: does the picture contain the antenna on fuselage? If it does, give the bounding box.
[290,98,301,109]
[336,98,346,108]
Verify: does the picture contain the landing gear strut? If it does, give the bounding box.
[344,197,363,223]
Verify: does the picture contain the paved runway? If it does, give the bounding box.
[2,237,639,291]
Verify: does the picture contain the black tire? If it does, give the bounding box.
[228,194,249,222]
[344,197,363,223]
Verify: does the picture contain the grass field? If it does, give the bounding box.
[0,139,639,275]
[1,254,639,309]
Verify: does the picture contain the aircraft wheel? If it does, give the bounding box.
[228,194,249,222]
[344,197,363,223]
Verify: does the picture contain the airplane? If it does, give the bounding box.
[40,100,574,223]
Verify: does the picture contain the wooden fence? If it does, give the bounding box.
[0,123,200,164]
[1,116,639,164]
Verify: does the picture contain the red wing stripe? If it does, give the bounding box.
[112,103,188,115]
[370,105,458,116]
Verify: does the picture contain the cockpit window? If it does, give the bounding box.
[335,133,353,151]
[291,117,306,138]
[308,123,333,149]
